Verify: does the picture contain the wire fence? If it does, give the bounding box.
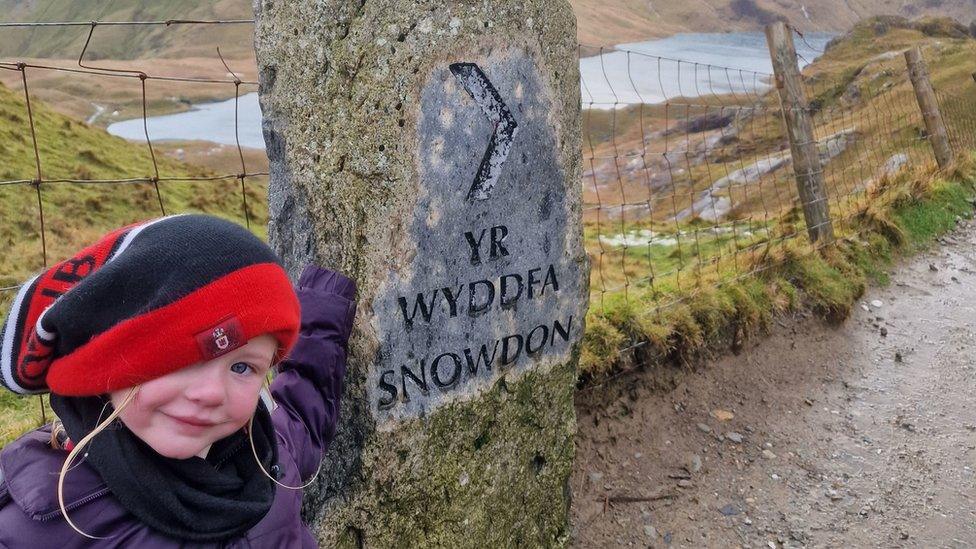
[0,19,263,314]
[937,84,976,155]
[578,38,959,376]
[0,19,970,384]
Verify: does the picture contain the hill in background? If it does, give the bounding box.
[1,0,975,54]
[573,0,976,44]
[0,0,254,58]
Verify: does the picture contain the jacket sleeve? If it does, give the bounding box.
[270,265,356,481]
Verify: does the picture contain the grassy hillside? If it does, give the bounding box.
[0,81,268,301]
[571,0,976,45]
[0,0,255,59]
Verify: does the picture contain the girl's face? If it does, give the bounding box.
[110,335,277,460]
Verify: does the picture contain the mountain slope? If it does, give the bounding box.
[1,0,975,54]
[571,0,976,44]
[0,0,254,58]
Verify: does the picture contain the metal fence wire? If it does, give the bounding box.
[937,84,976,155]
[578,39,948,365]
[0,19,263,312]
[0,21,968,377]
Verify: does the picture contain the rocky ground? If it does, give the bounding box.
[571,219,976,547]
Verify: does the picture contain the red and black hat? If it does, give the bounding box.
[0,214,300,396]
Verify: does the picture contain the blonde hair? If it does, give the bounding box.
[249,374,323,490]
[56,386,139,539]
[51,372,321,538]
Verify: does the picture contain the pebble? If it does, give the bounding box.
[678,479,694,488]
[697,423,712,434]
[727,432,744,444]
[687,454,703,473]
[880,327,888,337]
[762,450,778,460]
[871,299,884,309]
[712,409,735,421]
[643,525,658,540]
[719,503,740,516]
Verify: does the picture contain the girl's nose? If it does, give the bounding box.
[183,364,227,406]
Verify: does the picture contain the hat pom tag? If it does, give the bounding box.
[16,309,58,392]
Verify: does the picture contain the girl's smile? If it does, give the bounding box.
[163,413,219,428]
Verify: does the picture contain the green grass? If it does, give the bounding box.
[0,79,268,313]
[578,17,976,382]
[0,1,255,60]
[893,180,973,247]
[0,391,52,449]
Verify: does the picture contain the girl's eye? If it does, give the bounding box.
[230,362,252,375]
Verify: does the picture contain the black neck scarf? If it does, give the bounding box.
[49,394,278,542]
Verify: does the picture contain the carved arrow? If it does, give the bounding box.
[449,62,519,201]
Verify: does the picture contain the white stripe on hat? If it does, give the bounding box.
[35,306,56,342]
[1,274,41,394]
[108,214,187,263]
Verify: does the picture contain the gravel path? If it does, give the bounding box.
[571,219,976,548]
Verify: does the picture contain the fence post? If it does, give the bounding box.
[905,46,954,169]
[765,22,835,245]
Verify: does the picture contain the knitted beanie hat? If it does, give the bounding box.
[0,214,300,396]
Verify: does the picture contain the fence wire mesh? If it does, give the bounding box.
[0,19,264,317]
[937,84,976,155]
[0,21,969,384]
[578,38,952,377]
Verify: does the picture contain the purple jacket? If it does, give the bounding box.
[0,266,356,548]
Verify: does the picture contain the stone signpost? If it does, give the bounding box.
[254,1,586,546]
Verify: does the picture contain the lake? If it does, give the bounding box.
[580,31,834,107]
[108,92,266,149]
[107,32,834,149]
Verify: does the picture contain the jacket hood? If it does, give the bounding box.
[0,425,109,521]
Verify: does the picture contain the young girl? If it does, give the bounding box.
[0,214,356,547]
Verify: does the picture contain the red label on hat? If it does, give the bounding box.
[195,316,245,360]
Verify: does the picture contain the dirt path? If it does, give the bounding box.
[571,219,976,548]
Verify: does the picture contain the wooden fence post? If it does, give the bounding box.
[905,46,954,169]
[765,22,835,245]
